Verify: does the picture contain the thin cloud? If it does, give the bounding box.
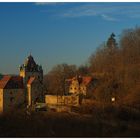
[39,3,140,21]
[60,4,119,21]
[62,9,97,18]
[59,3,140,21]
[101,14,118,21]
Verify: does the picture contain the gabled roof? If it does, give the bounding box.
[82,77,92,85]
[27,77,35,85]
[20,54,43,73]
[0,75,11,89]
[25,55,37,67]
[0,75,24,89]
[66,76,92,86]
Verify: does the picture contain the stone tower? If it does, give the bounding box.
[19,54,44,106]
[19,54,43,85]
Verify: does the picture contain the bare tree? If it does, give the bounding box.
[44,64,77,95]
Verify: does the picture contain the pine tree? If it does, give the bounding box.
[107,33,117,50]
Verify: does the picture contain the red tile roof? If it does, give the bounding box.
[0,75,24,89]
[0,75,11,89]
[27,77,35,85]
[65,76,92,86]
[82,77,92,85]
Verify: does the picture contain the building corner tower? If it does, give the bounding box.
[19,54,44,106]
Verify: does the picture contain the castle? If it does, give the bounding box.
[0,54,44,113]
[0,54,96,113]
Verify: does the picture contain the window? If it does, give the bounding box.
[10,97,14,103]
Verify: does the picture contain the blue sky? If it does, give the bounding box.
[0,2,140,74]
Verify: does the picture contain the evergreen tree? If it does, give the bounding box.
[107,33,117,49]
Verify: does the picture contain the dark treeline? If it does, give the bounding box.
[44,27,140,107]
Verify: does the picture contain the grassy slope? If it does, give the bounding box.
[0,105,140,138]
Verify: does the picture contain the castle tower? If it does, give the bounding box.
[19,54,44,106]
[19,54,43,85]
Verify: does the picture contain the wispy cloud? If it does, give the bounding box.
[101,14,118,21]
[60,4,140,21]
[58,4,119,21]
[39,3,140,21]
[62,9,97,18]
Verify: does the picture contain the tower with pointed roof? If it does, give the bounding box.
[19,54,44,106]
[19,54,43,85]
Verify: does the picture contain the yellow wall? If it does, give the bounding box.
[64,95,79,106]
[45,95,79,106]
[27,85,31,106]
[69,79,79,94]
[0,89,3,113]
[45,95,58,105]
[20,70,25,78]
[69,79,86,95]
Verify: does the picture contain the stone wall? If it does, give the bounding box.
[45,95,79,107]
[45,95,58,105]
